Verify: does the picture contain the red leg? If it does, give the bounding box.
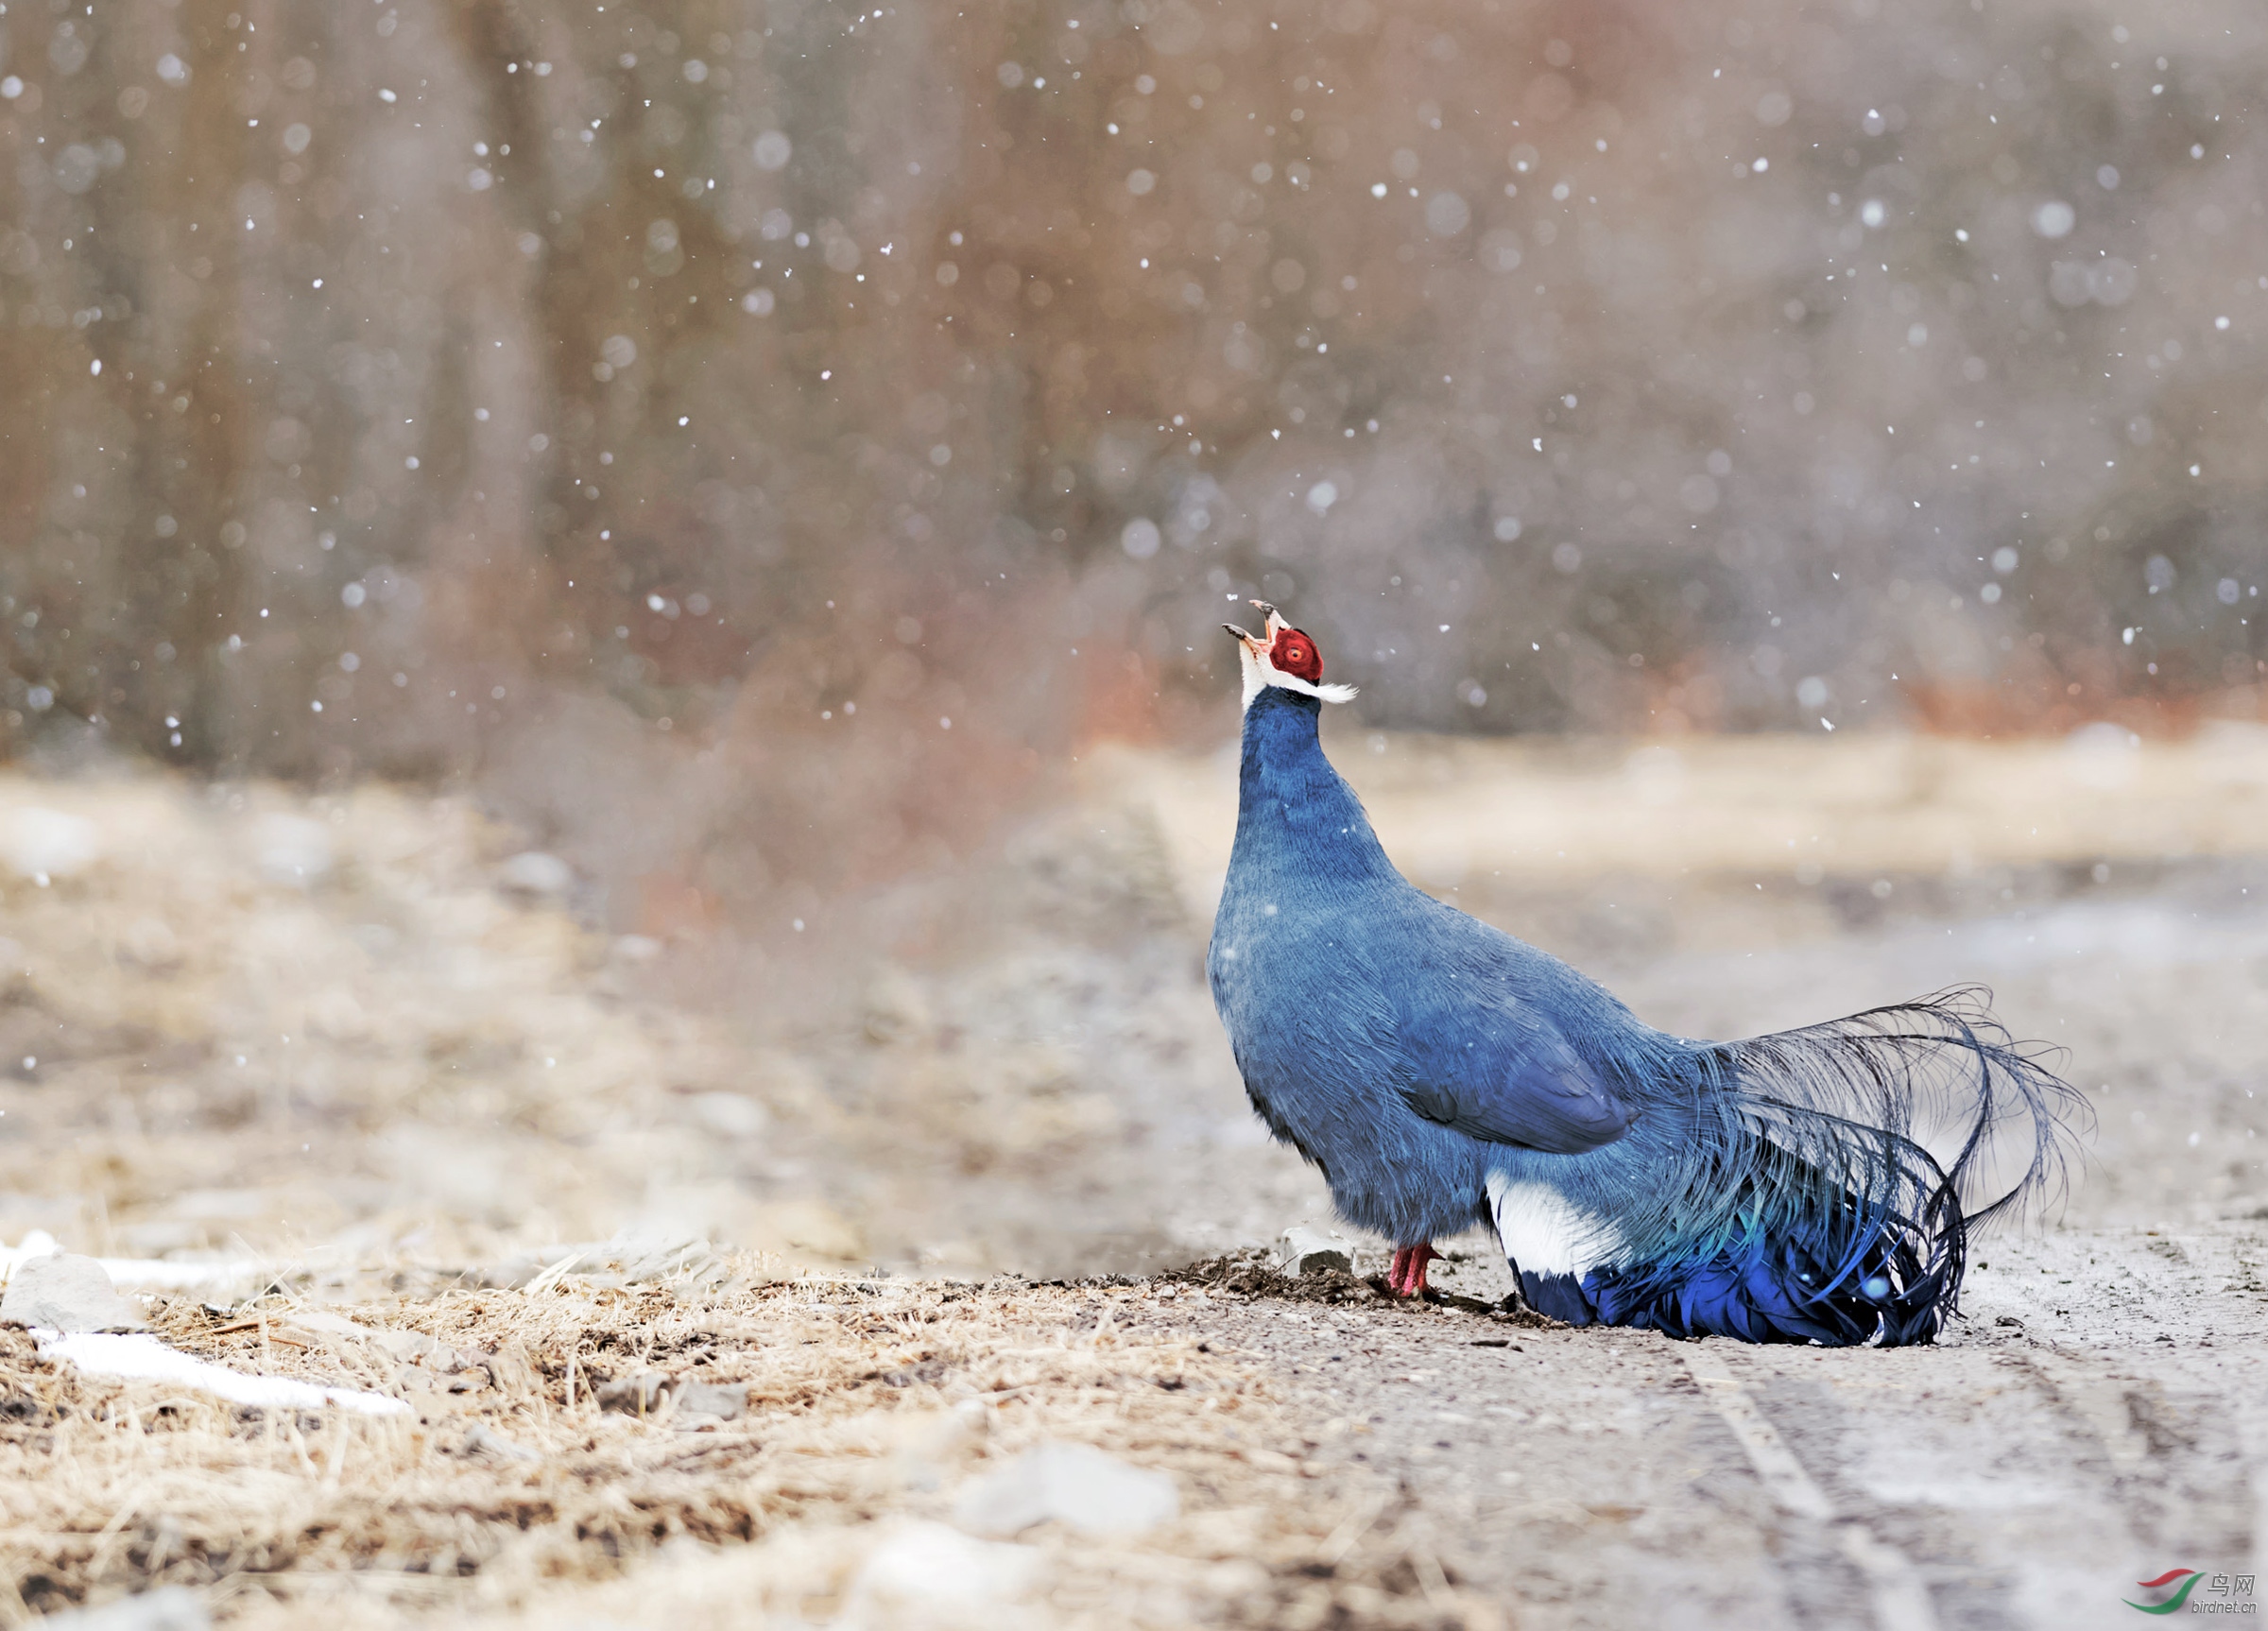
[1387,1243,1440,1297]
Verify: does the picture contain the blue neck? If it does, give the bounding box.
[1230,687,1398,886]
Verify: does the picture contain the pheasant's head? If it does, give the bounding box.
[1222,601,1358,711]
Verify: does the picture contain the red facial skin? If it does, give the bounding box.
[1270,628,1324,683]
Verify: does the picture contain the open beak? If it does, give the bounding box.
[1224,601,1288,652]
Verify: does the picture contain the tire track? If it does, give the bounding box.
[1681,1343,1940,1631]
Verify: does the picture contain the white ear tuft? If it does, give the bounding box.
[1239,647,1358,711]
[1262,671,1356,706]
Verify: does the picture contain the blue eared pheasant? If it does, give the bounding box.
[1208,604,2084,1345]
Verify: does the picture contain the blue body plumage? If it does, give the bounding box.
[1209,630,2086,1347]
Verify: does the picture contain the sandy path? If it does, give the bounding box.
[1133,1223,2268,1630]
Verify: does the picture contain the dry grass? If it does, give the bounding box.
[0,757,1274,1287]
[0,1261,1506,1630]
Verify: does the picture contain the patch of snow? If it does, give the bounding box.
[35,1330,410,1416]
[39,1585,209,1630]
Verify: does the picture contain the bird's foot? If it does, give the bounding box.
[1386,1243,1440,1297]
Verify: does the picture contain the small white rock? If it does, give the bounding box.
[673,1379,747,1420]
[251,813,334,884]
[119,917,183,969]
[953,1440,1179,1538]
[1,1253,146,1332]
[596,1370,671,1415]
[497,850,575,899]
[283,1310,449,1365]
[463,1422,540,1462]
[0,806,99,880]
[279,1308,368,1341]
[357,1325,444,1364]
[686,1091,770,1138]
[848,1519,1039,1626]
[1278,1225,1353,1278]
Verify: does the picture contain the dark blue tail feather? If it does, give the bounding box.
[1519,1216,1941,1345]
[1514,987,2087,1347]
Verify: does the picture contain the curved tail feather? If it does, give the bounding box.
[1536,987,2089,1345]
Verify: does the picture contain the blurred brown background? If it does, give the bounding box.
[3,0,2264,937]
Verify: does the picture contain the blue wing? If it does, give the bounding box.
[1361,890,1641,1154]
[1396,993,1635,1153]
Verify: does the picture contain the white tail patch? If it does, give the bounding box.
[1487,1172,1619,1278]
[1239,644,1359,710]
